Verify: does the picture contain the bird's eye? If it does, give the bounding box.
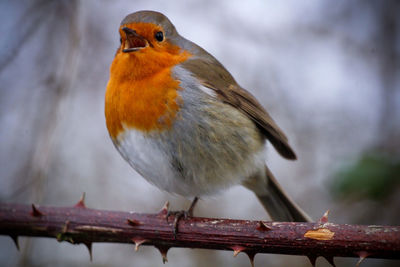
[155,31,164,42]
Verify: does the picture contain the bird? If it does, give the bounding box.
[105,10,311,228]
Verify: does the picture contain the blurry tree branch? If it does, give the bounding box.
[0,200,399,266]
[5,0,81,201]
[0,0,48,73]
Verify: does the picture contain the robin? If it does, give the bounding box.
[105,10,311,229]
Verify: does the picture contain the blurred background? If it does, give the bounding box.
[0,0,399,266]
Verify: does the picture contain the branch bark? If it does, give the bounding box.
[0,201,399,266]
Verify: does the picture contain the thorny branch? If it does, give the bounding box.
[0,196,399,267]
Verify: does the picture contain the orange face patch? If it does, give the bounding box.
[105,22,191,139]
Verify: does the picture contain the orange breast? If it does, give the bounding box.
[105,34,190,139]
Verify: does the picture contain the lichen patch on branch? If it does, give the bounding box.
[304,228,335,241]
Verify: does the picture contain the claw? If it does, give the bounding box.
[166,210,189,238]
[165,197,198,239]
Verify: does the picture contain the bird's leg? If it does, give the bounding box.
[166,197,199,238]
[186,196,198,216]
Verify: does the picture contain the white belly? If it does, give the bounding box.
[115,129,187,195]
[114,99,266,197]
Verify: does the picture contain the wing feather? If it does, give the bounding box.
[181,58,297,160]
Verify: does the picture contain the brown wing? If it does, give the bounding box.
[181,58,297,160]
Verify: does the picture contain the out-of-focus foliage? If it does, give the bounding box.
[331,153,400,201]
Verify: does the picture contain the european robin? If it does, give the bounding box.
[105,10,311,225]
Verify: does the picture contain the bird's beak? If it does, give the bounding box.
[122,27,148,52]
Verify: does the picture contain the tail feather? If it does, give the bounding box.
[256,166,312,222]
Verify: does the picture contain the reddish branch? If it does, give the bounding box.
[0,200,399,266]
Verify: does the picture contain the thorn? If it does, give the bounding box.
[245,252,256,267]
[131,238,147,251]
[62,220,70,233]
[75,192,87,208]
[156,245,169,264]
[307,255,317,266]
[84,242,93,261]
[10,235,19,251]
[158,201,169,216]
[30,204,44,217]
[356,251,369,267]
[56,221,74,244]
[231,245,246,257]
[319,210,330,224]
[323,256,336,267]
[127,218,141,226]
[256,221,272,231]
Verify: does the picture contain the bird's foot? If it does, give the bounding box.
[165,197,198,239]
[166,210,191,238]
